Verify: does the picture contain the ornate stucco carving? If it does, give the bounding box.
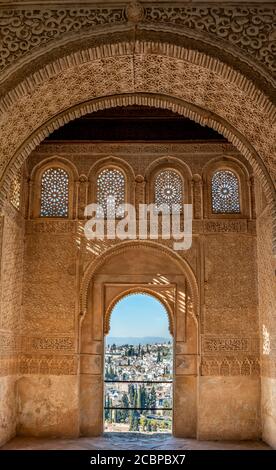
[80,240,199,317]
[0,6,125,73]
[144,4,276,76]
[201,356,260,376]
[0,3,275,82]
[202,336,259,355]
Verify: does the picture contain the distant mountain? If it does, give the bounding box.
[106,336,171,346]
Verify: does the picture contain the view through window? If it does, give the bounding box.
[104,293,173,433]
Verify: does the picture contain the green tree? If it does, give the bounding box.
[128,384,135,406]
[121,392,129,422]
[131,412,140,432]
[105,394,111,421]
[149,386,157,414]
[157,349,162,363]
[140,385,147,409]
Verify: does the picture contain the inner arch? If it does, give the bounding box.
[108,292,172,339]
[105,292,173,434]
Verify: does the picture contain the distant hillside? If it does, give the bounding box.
[106,336,171,346]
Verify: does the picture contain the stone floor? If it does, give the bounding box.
[1,433,271,450]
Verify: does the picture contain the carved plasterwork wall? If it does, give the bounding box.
[0,2,274,243]
[0,135,263,441]
[0,2,275,92]
[0,46,274,247]
[0,1,274,443]
[23,141,260,380]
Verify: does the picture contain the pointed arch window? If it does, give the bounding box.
[154,170,183,213]
[211,170,240,213]
[97,168,125,218]
[40,167,69,217]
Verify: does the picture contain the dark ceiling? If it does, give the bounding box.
[47,106,226,142]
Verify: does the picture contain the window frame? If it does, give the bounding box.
[146,158,192,211]
[211,169,241,215]
[30,159,76,219]
[153,168,184,213]
[203,159,250,219]
[96,166,126,219]
[88,158,135,220]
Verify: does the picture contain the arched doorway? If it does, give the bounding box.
[104,292,173,434]
[79,241,199,438]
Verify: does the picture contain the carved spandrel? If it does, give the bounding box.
[0,5,275,76]
[192,174,202,220]
[135,175,145,212]
[144,5,276,75]
[78,175,88,220]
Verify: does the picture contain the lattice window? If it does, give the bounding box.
[40,167,69,217]
[211,170,240,213]
[97,168,125,218]
[154,170,183,213]
[9,172,21,210]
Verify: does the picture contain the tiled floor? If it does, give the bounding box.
[1,433,271,450]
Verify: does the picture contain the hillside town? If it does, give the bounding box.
[104,341,173,432]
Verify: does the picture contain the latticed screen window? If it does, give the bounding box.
[211,170,240,213]
[155,170,183,213]
[97,168,125,218]
[10,172,21,210]
[40,168,69,217]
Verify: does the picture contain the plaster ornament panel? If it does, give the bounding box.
[28,336,75,353]
[0,6,125,73]
[0,3,275,81]
[202,336,259,355]
[0,333,20,353]
[193,174,202,219]
[0,51,274,226]
[18,354,78,375]
[144,5,276,75]
[204,235,258,313]
[201,356,260,376]
[0,356,18,376]
[26,220,76,234]
[9,171,21,211]
[33,141,236,157]
[203,220,248,233]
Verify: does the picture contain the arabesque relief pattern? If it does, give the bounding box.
[0,2,274,444]
[0,3,275,76]
[0,49,274,242]
[2,141,259,379]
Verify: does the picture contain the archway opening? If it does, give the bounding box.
[104,293,173,434]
